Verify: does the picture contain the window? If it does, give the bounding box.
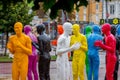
[110,5,115,15]
[96,4,99,10]
[96,14,99,22]
[119,4,120,15]
[84,6,86,13]
[83,14,86,21]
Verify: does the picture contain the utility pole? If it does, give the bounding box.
[88,0,90,23]
[106,0,109,23]
[102,0,104,19]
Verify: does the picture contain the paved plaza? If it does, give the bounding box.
[0,51,120,80]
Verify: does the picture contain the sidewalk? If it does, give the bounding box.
[0,51,120,80]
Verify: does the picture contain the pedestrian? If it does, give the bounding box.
[24,25,38,80]
[94,23,117,80]
[87,25,103,80]
[70,24,88,80]
[56,22,80,80]
[7,22,32,80]
[36,24,51,80]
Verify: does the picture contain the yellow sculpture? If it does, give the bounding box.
[7,22,32,80]
[70,24,88,80]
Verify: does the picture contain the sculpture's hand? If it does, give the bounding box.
[94,40,103,47]
[71,42,81,50]
[15,39,23,48]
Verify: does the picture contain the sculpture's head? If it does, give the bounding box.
[101,23,111,34]
[92,25,101,34]
[24,25,32,34]
[63,22,72,35]
[72,24,80,35]
[14,22,23,35]
[85,25,92,35]
[57,25,64,35]
[36,24,45,34]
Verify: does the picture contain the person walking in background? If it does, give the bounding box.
[7,22,32,80]
[36,24,51,80]
[85,25,92,79]
[56,22,80,80]
[87,25,103,80]
[24,25,38,80]
[111,25,120,80]
[70,24,88,80]
[95,23,116,80]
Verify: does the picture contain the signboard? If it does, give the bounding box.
[112,18,119,25]
[100,19,105,25]
[100,18,120,25]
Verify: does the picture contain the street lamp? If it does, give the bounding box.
[106,0,109,23]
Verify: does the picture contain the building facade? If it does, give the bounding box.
[103,0,120,19]
[77,0,120,25]
[76,0,102,24]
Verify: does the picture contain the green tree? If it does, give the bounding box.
[32,0,100,19]
[32,0,112,20]
[0,0,34,32]
[0,0,34,55]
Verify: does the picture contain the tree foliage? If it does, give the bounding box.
[0,0,34,55]
[0,0,34,32]
[32,0,101,19]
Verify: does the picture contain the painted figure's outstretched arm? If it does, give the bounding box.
[56,37,80,55]
[94,38,115,53]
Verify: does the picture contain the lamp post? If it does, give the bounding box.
[102,0,104,19]
[106,0,109,23]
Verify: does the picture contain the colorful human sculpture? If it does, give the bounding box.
[85,25,92,79]
[36,24,51,80]
[7,22,32,80]
[24,25,38,80]
[57,25,64,35]
[94,23,116,80]
[111,25,120,80]
[70,24,88,80]
[51,25,64,46]
[56,22,80,80]
[87,25,103,80]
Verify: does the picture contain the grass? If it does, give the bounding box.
[0,55,72,62]
[51,55,73,61]
[0,55,13,62]
[51,55,57,60]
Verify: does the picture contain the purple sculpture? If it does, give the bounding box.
[24,25,38,80]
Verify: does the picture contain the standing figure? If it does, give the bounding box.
[87,25,103,80]
[7,22,32,80]
[70,24,88,80]
[111,26,120,80]
[95,23,116,80]
[57,25,64,35]
[36,24,51,80]
[85,25,92,79]
[51,25,64,46]
[56,22,80,80]
[24,25,38,80]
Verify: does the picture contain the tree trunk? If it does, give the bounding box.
[4,31,9,56]
[62,10,68,24]
[1,33,4,49]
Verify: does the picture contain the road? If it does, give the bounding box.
[0,51,120,80]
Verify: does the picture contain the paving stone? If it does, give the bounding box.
[0,51,120,80]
